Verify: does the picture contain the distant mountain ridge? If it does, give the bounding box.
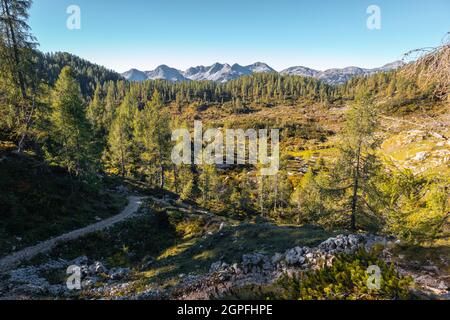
[122,61,404,85]
[282,61,405,85]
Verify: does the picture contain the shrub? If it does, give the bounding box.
[219,250,412,300]
[276,250,412,300]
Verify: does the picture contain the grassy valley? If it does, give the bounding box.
[0,0,448,301]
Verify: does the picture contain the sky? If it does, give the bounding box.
[29,0,450,73]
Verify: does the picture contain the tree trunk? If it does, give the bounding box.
[274,175,278,212]
[160,165,165,190]
[173,165,179,193]
[259,175,265,216]
[17,96,35,153]
[119,130,125,178]
[157,146,165,189]
[350,142,362,230]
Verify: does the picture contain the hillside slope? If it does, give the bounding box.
[0,140,127,257]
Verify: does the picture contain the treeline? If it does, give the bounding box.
[94,73,336,107]
[81,68,440,113]
[338,69,440,109]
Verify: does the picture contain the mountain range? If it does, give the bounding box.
[122,61,404,85]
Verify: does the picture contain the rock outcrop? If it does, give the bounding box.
[0,256,131,298]
[170,234,393,300]
[2,233,447,300]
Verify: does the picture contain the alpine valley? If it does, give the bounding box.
[0,0,449,302]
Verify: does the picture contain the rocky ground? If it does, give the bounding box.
[381,128,450,174]
[1,233,448,300]
[169,234,449,300]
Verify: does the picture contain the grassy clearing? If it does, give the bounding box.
[287,147,338,161]
[144,221,333,288]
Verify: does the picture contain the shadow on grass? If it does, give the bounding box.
[29,206,334,292]
[143,222,333,285]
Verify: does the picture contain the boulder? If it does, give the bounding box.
[412,152,429,161]
[41,259,68,270]
[348,234,362,246]
[284,247,306,266]
[231,263,243,275]
[305,253,314,261]
[271,253,284,265]
[89,261,107,275]
[242,253,265,267]
[210,261,229,273]
[108,267,131,280]
[70,256,88,266]
[82,276,100,288]
[242,253,271,273]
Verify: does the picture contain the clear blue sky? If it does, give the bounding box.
[29,0,450,72]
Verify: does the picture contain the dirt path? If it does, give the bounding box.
[0,196,145,272]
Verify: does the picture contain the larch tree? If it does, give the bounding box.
[0,0,37,152]
[86,83,105,136]
[102,81,117,130]
[134,90,172,189]
[199,164,220,206]
[178,165,197,201]
[48,66,93,177]
[0,0,35,98]
[107,89,137,177]
[334,94,380,230]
